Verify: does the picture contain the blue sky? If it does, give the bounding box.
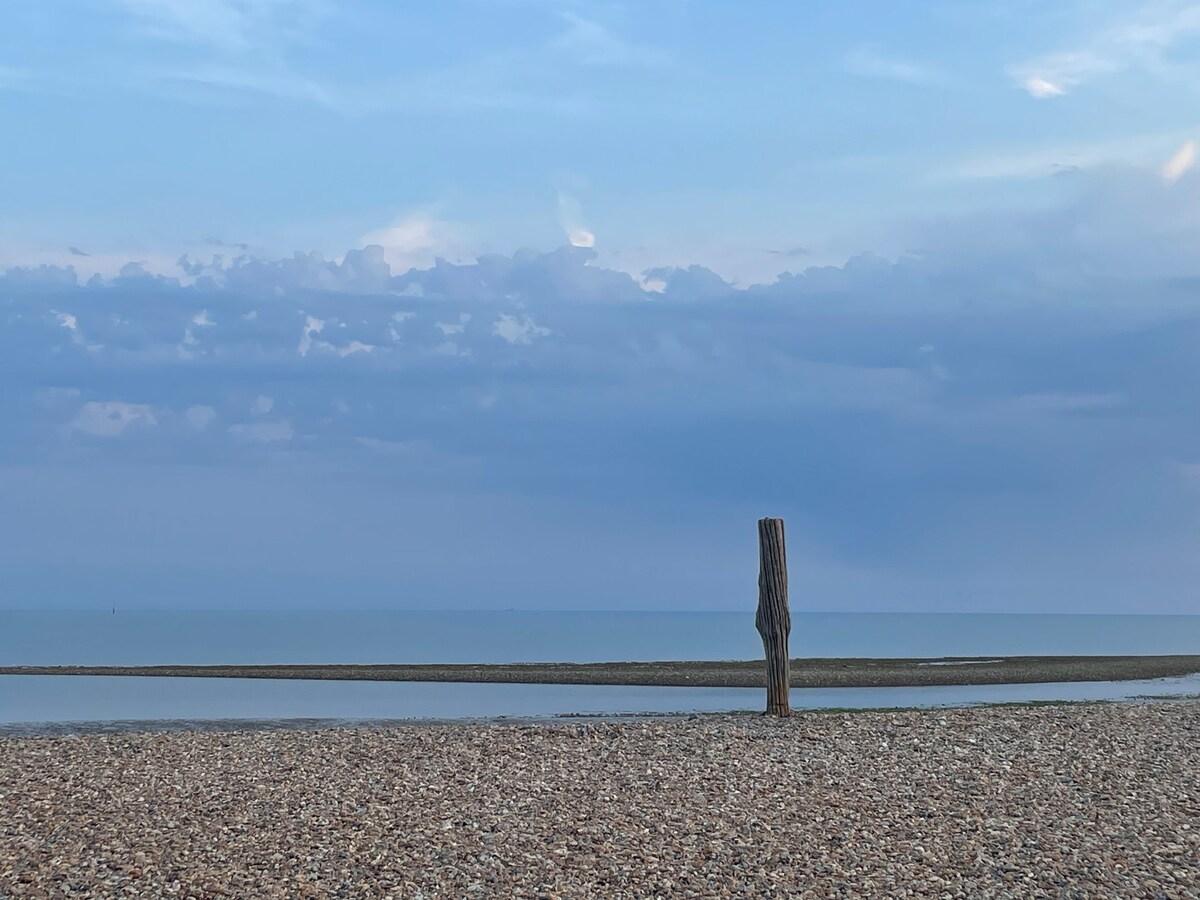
[2,1,1200,612]
[4,0,1199,279]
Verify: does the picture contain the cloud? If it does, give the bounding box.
[436,314,471,336]
[338,340,374,357]
[360,214,464,274]
[51,310,89,348]
[228,420,294,442]
[69,401,157,437]
[842,47,941,85]
[13,1,681,116]
[106,0,336,106]
[6,166,1200,611]
[947,130,1195,181]
[207,238,251,251]
[208,246,393,295]
[4,265,78,289]
[116,0,325,55]
[557,190,595,248]
[567,228,595,249]
[158,62,337,105]
[185,405,216,431]
[1011,3,1200,98]
[1022,76,1067,98]
[1161,139,1197,182]
[566,228,595,249]
[392,245,644,304]
[298,315,325,357]
[493,313,550,345]
[641,265,733,301]
[551,13,674,68]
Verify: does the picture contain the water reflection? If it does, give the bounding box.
[2,673,1198,735]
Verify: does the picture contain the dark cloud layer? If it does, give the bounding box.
[3,169,1199,611]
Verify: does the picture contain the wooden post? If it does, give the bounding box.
[755,517,791,716]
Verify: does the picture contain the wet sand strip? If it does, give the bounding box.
[4,654,1199,688]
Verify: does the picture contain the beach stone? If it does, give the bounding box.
[1,702,1198,897]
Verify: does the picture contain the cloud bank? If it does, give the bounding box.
[3,167,1200,612]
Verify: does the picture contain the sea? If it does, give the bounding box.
[3,611,1199,729]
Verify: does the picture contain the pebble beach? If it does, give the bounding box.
[2,702,1198,898]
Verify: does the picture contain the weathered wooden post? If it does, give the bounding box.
[755,517,791,716]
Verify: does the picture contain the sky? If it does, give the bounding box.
[2,1,1200,612]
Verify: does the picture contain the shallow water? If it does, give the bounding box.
[5,610,1200,666]
[2,673,1198,732]
[6,610,1198,729]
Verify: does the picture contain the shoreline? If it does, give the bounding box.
[5,695,1200,740]
[4,653,1199,688]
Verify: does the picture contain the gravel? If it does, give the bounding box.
[2,702,1198,898]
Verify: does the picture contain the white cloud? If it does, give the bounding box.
[640,275,668,293]
[298,315,325,356]
[108,0,336,106]
[162,62,337,105]
[568,228,596,249]
[51,310,91,348]
[4,245,181,282]
[436,313,471,336]
[69,401,157,437]
[1161,140,1197,182]
[192,310,215,327]
[360,213,464,273]
[946,130,1194,181]
[551,14,673,68]
[842,48,940,86]
[493,313,551,345]
[251,394,274,415]
[117,0,325,55]
[228,420,294,442]
[338,340,375,357]
[1011,3,1200,98]
[1023,76,1067,98]
[185,404,217,431]
[557,190,595,248]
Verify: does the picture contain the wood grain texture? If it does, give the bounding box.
[755,517,791,716]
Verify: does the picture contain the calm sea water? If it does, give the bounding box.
[3,674,1200,732]
[3,611,1198,727]
[4,610,1200,666]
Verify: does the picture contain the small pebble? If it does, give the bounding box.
[1,702,1197,897]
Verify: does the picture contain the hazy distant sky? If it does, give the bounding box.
[2,1,1200,612]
